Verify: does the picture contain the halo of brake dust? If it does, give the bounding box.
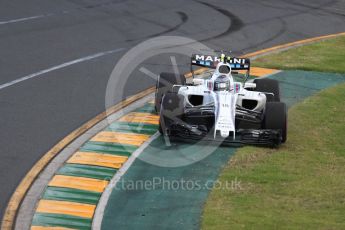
[105,36,225,168]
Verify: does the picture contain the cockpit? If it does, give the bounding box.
[214,75,231,91]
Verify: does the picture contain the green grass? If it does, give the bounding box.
[202,36,345,230]
[202,83,345,230]
[253,36,345,74]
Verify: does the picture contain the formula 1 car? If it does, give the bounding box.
[155,53,287,146]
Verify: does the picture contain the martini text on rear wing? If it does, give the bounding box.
[191,54,250,70]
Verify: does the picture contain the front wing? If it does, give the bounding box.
[164,123,283,147]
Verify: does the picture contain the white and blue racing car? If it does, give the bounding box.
[155,53,287,146]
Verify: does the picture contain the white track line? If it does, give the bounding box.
[0,10,73,25]
[0,48,125,91]
[0,14,53,25]
[92,132,160,230]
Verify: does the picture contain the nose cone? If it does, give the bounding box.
[220,130,229,138]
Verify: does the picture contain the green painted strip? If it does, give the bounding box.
[57,164,116,181]
[42,187,101,205]
[80,141,137,156]
[134,103,156,113]
[106,122,158,135]
[32,213,91,230]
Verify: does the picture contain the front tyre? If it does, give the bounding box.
[263,102,287,143]
[254,78,280,102]
[155,72,186,113]
[159,92,184,135]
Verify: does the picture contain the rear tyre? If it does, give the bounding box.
[155,72,186,113]
[254,78,280,102]
[263,102,287,143]
[159,92,184,135]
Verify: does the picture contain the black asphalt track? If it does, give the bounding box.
[0,0,345,220]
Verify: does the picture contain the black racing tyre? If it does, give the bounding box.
[155,72,186,113]
[263,102,287,143]
[254,78,280,102]
[159,92,184,134]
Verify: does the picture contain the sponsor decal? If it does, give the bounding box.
[194,55,247,64]
[195,54,221,62]
[206,80,213,91]
[234,83,240,93]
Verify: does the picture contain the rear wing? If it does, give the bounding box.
[191,54,250,71]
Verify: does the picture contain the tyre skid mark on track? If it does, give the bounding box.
[125,12,189,42]
[240,18,287,55]
[0,9,188,90]
[195,1,244,41]
[194,0,342,55]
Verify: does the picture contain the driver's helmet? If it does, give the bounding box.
[214,75,230,91]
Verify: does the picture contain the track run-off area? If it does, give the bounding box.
[6,36,345,229]
[1,0,345,229]
[100,71,345,230]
